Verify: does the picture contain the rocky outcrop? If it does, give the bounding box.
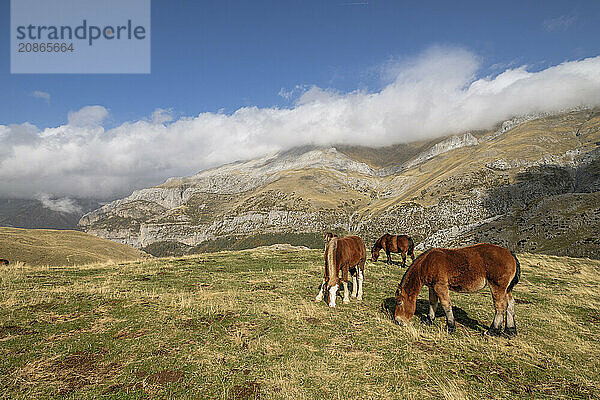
[403,133,478,169]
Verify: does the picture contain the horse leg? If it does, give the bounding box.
[435,285,455,333]
[504,292,517,336]
[351,270,358,298]
[357,261,365,301]
[316,265,328,302]
[487,285,508,336]
[386,251,392,265]
[328,284,339,308]
[401,251,406,268]
[410,252,415,265]
[315,279,326,302]
[341,265,350,304]
[424,287,439,326]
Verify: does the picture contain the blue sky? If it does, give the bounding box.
[2,1,600,200]
[1,0,599,128]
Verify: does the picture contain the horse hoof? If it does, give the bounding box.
[504,327,517,337]
[343,299,350,304]
[357,296,363,301]
[328,303,336,308]
[485,328,502,337]
[445,324,456,334]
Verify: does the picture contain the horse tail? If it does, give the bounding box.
[327,237,339,288]
[508,251,520,293]
[407,236,414,256]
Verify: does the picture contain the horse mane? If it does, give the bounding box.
[398,249,431,291]
[327,237,339,287]
[372,234,389,251]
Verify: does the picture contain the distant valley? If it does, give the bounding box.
[0,198,101,230]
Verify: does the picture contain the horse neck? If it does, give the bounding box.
[400,261,424,302]
[374,236,384,250]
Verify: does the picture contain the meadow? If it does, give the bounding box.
[1,246,599,399]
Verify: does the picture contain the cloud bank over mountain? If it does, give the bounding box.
[1,47,600,199]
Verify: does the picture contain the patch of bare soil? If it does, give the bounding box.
[230,380,261,400]
[135,369,185,384]
[29,351,120,395]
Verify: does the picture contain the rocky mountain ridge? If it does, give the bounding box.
[80,108,600,258]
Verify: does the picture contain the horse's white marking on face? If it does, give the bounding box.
[328,284,338,308]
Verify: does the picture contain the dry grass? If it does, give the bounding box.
[0,227,146,266]
[0,248,599,399]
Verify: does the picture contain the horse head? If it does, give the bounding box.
[394,284,414,325]
[371,244,380,262]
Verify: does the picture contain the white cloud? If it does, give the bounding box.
[543,15,577,32]
[1,47,600,200]
[36,193,82,214]
[67,105,109,127]
[31,90,51,103]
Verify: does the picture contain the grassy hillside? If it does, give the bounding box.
[0,227,146,266]
[1,248,598,399]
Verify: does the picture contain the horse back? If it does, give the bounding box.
[336,235,366,266]
[383,234,410,253]
[424,244,517,292]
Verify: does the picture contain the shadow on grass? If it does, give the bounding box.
[381,297,487,332]
[373,259,413,267]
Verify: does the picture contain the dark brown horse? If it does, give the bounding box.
[394,243,520,336]
[372,233,415,267]
[315,235,366,307]
[0,259,8,266]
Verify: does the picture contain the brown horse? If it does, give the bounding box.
[372,233,415,267]
[315,235,366,307]
[0,259,8,266]
[394,243,520,336]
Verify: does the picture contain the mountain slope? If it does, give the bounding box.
[0,227,147,266]
[80,108,600,258]
[0,198,101,230]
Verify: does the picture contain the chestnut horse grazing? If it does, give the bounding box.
[372,233,415,267]
[315,235,366,307]
[394,243,520,336]
[0,259,8,266]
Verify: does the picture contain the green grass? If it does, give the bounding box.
[1,249,599,399]
[0,227,147,266]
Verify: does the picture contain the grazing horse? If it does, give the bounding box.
[315,235,366,307]
[371,233,415,267]
[394,243,520,336]
[0,259,8,266]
